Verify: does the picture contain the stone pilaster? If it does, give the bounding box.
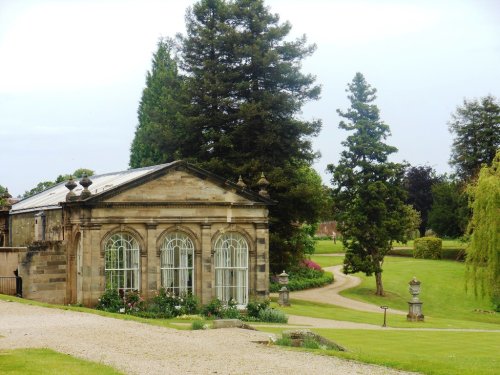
[145,223,158,299]
[200,223,212,304]
[255,223,269,299]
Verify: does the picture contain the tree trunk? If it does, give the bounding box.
[375,271,384,296]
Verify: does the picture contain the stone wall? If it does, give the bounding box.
[10,210,63,246]
[18,241,67,304]
[0,247,27,276]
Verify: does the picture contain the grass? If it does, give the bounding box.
[314,240,345,254]
[0,348,123,375]
[258,327,500,375]
[271,298,499,329]
[309,255,344,268]
[338,257,499,324]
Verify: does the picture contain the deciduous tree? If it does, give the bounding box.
[328,73,408,296]
[466,150,500,310]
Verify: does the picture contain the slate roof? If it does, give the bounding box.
[11,161,274,214]
[11,163,174,214]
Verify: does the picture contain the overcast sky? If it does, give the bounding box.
[1,0,499,197]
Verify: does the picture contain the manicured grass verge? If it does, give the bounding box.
[339,257,499,324]
[272,298,499,329]
[0,294,209,330]
[314,240,345,254]
[257,328,500,375]
[0,348,123,375]
[309,255,344,268]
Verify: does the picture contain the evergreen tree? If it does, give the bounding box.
[466,150,500,311]
[328,73,408,296]
[449,95,500,182]
[178,0,325,270]
[404,165,441,236]
[428,179,469,238]
[130,38,183,168]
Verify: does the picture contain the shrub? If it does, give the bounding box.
[191,320,208,330]
[269,271,334,292]
[414,237,443,259]
[257,308,288,323]
[246,299,270,318]
[201,298,224,318]
[95,289,124,312]
[151,288,199,317]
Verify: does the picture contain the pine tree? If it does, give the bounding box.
[130,38,183,168]
[449,95,500,182]
[466,150,500,311]
[328,73,408,296]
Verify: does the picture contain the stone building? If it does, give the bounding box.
[0,161,274,307]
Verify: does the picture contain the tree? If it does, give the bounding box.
[466,150,500,311]
[132,0,326,271]
[427,179,469,237]
[449,95,500,182]
[130,38,183,168]
[328,73,409,296]
[404,165,441,236]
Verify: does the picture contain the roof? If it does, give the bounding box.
[11,163,174,214]
[11,161,275,214]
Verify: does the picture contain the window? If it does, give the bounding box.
[104,233,140,291]
[160,232,194,295]
[214,232,248,306]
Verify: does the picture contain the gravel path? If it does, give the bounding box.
[289,265,406,315]
[0,300,417,375]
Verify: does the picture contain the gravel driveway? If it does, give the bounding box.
[0,300,416,375]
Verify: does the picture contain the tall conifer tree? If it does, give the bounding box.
[328,73,408,296]
[130,38,183,168]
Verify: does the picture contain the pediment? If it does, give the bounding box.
[101,169,254,204]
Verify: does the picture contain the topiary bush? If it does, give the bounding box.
[414,237,443,259]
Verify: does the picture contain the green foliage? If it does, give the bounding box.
[327,73,408,295]
[428,179,469,237]
[130,38,183,168]
[130,0,329,272]
[191,320,207,330]
[257,307,288,323]
[449,95,500,182]
[413,237,443,259]
[200,298,241,319]
[246,299,270,318]
[466,150,500,310]
[269,270,333,292]
[404,165,441,236]
[95,289,124,312]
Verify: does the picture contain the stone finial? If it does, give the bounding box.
[79,174,93,200]
[257,172,270,198]
[236,175,247,188]
[65,176,78,201]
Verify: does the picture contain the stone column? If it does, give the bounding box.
[145,223,158,299]
[80,224,92,306]
[200,223,212,305]
[89,224,102,305]
[255,223,269,300]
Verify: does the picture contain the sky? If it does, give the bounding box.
[1,0,499,197]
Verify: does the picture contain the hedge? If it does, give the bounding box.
[413,237,443,259]
[269,271,333,292]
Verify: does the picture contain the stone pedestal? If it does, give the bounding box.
[278,286,290,306]
[407,301,424,321]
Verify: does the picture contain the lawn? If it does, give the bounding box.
[257,327,500,375]
[337,256,499,324]
[314,240,345,254]
[0,348,122,375]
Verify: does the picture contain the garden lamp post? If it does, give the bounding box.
[380,305,388,327]
[278,271,290,307]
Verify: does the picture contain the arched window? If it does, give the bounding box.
[160,232,194,295]
[104,233,140,291]
[214,232,248,306]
